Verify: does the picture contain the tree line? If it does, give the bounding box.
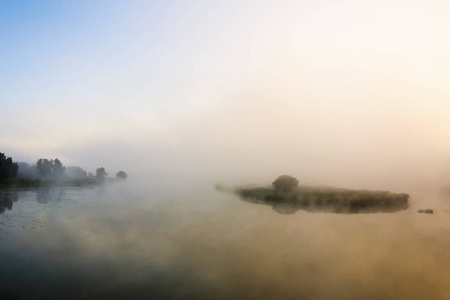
[0,152,127,181]
[36,158,65,178]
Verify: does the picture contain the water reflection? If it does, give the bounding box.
[0,192,18,214]
[1,184,450,300]
[36,187,64,204]
[0,187,65,215]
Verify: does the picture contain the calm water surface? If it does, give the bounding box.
[1,181,450,300]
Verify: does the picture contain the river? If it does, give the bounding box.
[1,180,450,300]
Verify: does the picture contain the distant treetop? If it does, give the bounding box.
[116,171,128,179]
[36,158,65,178]
[272,175,299,191]
[96,167,108,178]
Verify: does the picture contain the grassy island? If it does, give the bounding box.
[234,185,409,214]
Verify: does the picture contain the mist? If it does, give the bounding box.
[3,1,450,299]
[3,0,450,197]
[51,87,450,205]
[3,182,450,300]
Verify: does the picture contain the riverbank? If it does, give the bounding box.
[0,177,121,189]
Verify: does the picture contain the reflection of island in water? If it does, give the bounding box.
[218,175,410,215]
[0,192,19,214]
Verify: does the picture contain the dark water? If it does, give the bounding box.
[1,181,450,300]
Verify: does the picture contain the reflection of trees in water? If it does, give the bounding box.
[0,192,19,214]
[36,187,64,204]
[0,188,65,213]
[0,288,19,300]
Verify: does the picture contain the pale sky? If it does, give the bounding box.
[2,0,450,190]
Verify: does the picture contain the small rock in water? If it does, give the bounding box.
[418,209,433,214]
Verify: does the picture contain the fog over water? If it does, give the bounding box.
[2,181,450,300]
[2,1,450,299]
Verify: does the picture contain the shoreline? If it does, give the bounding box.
[0,177,122,189]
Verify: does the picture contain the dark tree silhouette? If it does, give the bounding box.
[0,153,19,180]
[36,158,66,178]
[96,167,108,178]
[53,159,65,177]
[36,159,52,178]
[116,171,128,179]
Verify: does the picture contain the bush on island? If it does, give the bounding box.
[272,175,299,192]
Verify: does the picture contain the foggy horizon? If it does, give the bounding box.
[2,0,450,196]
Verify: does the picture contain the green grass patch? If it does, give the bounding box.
[236,186,409,213]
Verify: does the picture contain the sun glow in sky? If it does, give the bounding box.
[2,0,450,189]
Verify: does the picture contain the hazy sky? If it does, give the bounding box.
[2,0,450,190]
